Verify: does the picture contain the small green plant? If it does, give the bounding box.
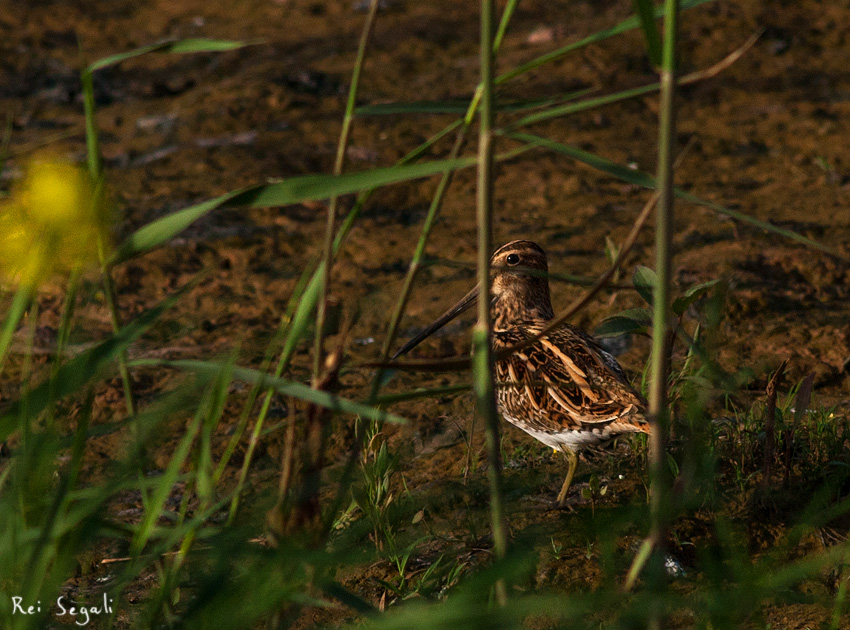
[580,474,608,516]
[595,265,719,341]
[549,537,565,561]
[352,419,399,553]
[440,558,468,597]
[717,377,850,500]
[376,543,447,604]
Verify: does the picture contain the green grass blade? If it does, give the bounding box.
[130,411,202,556]
[111,188,252,264]
[632,0,663,66]
[128,359,408,424]
[278,263,325,368]
[355,91,593,116]
[81,69,103,178]
[225,155,481,206]
[112,142,533,264]
[196,359,236,506]
[674,189,843,257]
[0,285,32,374]
[111,156,477,265]
[311,0,381,382]
[646,2,679,617]
[476,0,508,605]
[354,0,713,126]
[25,390,95,598]
[85,39,253,73]
[507,82,662,129]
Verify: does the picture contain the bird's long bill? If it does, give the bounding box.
[392,285,479,359]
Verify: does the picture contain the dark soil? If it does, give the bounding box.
[2,0,849,628]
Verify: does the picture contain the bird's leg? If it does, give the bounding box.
[555,449,579,507]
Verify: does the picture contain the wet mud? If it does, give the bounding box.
[1,0,849,627]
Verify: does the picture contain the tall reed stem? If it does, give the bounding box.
[475,0,508,606]
[648,0,679,627]
[312,0,380,381]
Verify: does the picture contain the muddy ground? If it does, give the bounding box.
[2,0,850,628]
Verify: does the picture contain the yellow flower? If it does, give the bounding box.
[0,159,110,288]
[24,161,91,226]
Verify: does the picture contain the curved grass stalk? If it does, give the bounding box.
[129,360,406,425]
[313,0,381,381]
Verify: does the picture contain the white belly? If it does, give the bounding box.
[503,414,607,452]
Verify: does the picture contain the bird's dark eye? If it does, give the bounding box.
[506,253,520,265]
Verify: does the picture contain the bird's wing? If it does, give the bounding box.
[494,324,649,434]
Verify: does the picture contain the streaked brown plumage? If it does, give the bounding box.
[394,240,650,506]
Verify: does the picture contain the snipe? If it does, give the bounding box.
[394,240,650,507]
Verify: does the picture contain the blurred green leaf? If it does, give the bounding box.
[672,278,720,315]
[111,188,251,264]
[617,307,653,325]
[357,590,589,630]
[129,359,408,424]
[0,284,190,441]
[632,0,663,66]
[633,266,657,305]
[131,403,203,555]
[0,285,31,372]
[374,383,471,405]
[218,152,486,208]
[320,581,375,615]
[595,316,641,339]
[112,144,534,265]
